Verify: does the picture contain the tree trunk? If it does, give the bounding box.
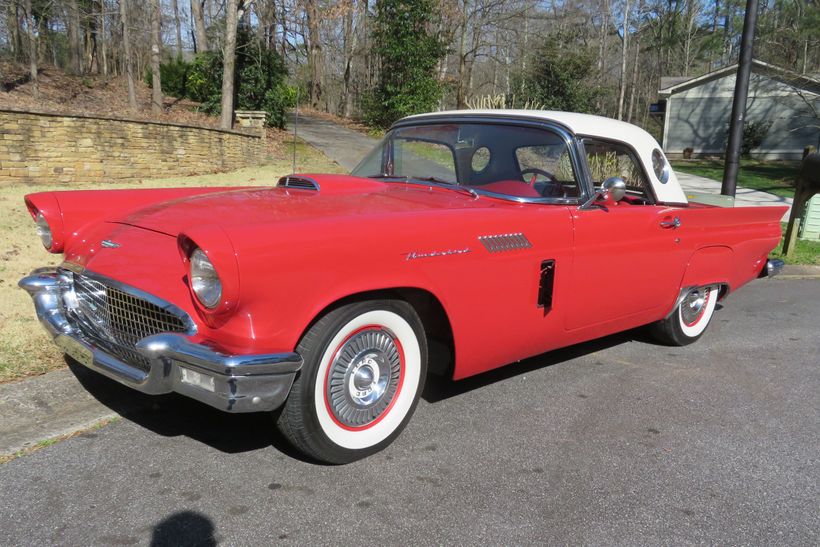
[456,0,468,108]
[305,0,323,109]
[120,0,138,110]
[617,0,630,120]
[191,0,209,52]
[172,0,183,57]
[627,1,644,123]
[150,0,163,114]
[68,0,82,73]
[99,0,108,76]
[342,0,354,118]
[23,0,39,99]
[220,0,241,129]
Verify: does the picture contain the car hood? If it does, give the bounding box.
[112,175,492,237]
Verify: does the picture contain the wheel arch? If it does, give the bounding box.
[298,287,456,378]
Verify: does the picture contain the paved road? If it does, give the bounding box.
[1,279,818,545]
[288,111,378,171]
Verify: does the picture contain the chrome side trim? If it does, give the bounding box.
[479,233,533,253]
[278,175,320,191]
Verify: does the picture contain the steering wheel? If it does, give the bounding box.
[520,167,564,197]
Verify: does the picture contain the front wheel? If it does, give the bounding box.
[649,285,719,346]
[277,300,427,464]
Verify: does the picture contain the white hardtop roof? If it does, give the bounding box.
[404,109,660,150]
[403,109,688,204]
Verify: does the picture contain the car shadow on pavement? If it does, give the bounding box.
[66,326,650,460]
[65,359,312,462]
[422,328,645,403]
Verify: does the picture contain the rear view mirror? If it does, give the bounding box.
[601,177,626,204]
[579,177,627,209]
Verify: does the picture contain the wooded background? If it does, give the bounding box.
[1,0,818,133]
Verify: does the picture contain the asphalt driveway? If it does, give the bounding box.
[0,278,817,545]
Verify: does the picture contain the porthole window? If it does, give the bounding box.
[471,146,491,173]
[652,149,670,184]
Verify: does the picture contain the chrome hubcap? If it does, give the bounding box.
[326,328,402,428]
[681,287,708,325]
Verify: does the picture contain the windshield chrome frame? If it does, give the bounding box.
[385,114,594,205]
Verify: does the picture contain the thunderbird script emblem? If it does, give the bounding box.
[101,240,121,249]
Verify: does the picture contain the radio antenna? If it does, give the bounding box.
[292,87,299,174]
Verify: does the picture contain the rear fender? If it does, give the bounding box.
[680,246,733,297]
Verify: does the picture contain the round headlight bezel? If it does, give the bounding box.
[35,212,53,250]
[190,248,223,309]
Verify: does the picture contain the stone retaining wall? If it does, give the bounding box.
[0,108,266,184]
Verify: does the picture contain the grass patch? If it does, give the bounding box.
[771,224,820,265]
[672,159,801,199]
[0,142,341,384]
[0,416,120,464]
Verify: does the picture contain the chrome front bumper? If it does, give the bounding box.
[19,268,302,413]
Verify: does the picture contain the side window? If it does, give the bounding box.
[583,139,652,202]
[513,142,580,198]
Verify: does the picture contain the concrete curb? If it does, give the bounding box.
[778,264,820,279]
[0,368,117,455]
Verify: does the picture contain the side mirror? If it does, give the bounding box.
[579,177,627,209]
[601,177,626,204]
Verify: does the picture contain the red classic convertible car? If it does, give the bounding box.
[20,110,786,463]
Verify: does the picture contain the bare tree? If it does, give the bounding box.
[99,0,108,76]
[150,0,162,114]
[617,0,630,120]
[172,0,183,57]
[22,0,39,98]
[191,0,208,52]
[305,0,323,108]
[119,0,138,110]
[67,0,82,73]
[220,0,243,129]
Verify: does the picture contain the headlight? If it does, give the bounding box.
[35,212,53,249]
[190,248,222,309]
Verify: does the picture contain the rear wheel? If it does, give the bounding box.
[650,285,719,346]
[277,300,427,464]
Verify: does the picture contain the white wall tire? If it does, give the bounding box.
[277,300,427,464]
[650,285,719,346]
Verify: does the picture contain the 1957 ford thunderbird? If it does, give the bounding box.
[20,110,787,463]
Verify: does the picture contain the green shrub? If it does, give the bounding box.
[741,121,772,157]
[154,27,290,128]
[364,0,448,128]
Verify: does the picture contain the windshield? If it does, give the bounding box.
[352,122,581,201]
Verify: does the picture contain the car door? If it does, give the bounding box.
[565,138,690,331]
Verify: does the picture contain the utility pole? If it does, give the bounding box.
[721,0,759,197]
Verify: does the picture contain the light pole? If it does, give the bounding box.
[721,0,759,197]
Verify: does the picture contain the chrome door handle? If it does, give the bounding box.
[660,216,681,229]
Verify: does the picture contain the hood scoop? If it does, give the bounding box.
[278,175,320,191]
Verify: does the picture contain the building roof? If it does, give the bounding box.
[659,59,820,97]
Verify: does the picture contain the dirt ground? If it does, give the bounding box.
[0,140,342,383]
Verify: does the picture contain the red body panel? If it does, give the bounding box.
[24,175,786,381]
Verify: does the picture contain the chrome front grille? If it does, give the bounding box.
[70,274,189,372]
